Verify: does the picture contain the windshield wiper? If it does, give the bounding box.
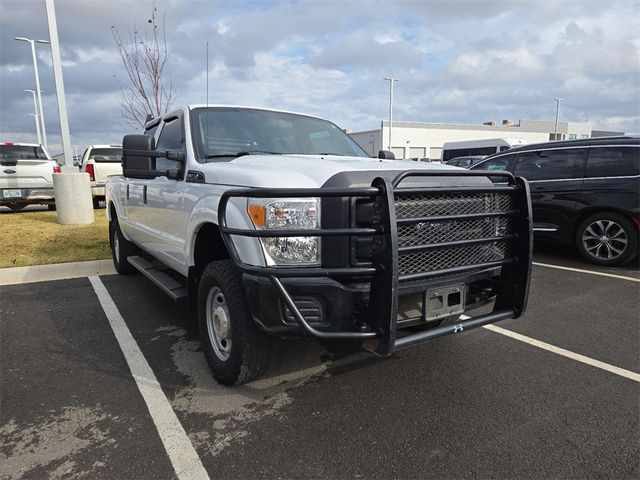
[206,153,239,158]
[236,150,282,156]
[206,150,282,159]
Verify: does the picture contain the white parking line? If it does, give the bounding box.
[532,261,640,283]
[89,276,210,480]
[466,316,640,383]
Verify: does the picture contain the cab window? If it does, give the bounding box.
[155,117,184,171]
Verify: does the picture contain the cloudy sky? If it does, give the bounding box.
[1,0,638,155]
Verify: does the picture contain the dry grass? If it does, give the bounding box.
[0,209,111,268]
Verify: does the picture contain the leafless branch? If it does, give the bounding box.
[111,2,175,129]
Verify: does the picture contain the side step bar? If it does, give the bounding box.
[127,256,187,302]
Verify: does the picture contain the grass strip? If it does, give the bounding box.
[0,209,110,268]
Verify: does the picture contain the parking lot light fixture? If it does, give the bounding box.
[15,37,49,150]
[384,77,399,152]
[554,98,563,141]
[25,89,42,145]
[45,0,94,225]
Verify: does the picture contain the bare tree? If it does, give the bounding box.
[111,4,175,129]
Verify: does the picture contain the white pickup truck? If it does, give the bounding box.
[106,105,533,385]
[80,144,123,208]
[0,142,58,211]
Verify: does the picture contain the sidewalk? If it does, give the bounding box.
[0,259,117,286]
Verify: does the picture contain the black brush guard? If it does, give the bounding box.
[218,170,533,356]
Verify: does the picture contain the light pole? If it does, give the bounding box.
[15,37,49,150]
[27,114,41,144]
[553,98,563,141]
[46,0,94,224]
[25,89,42,145]
[384,77,399,152]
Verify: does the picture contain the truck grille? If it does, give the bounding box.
[394,192,515,278]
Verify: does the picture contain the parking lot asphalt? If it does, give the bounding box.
[1,251,639,479]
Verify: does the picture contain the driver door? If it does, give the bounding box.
[144,114,190,268]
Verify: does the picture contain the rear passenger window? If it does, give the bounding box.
[514,148,587,181]
[586,147,640,177]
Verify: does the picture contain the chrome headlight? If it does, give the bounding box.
[247,198,320,265]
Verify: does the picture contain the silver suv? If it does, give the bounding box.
[0,142,58,211]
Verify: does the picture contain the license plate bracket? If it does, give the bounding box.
[2,189,23,199]
[424,284,465,321]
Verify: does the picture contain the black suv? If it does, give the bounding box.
[471,136,639,266]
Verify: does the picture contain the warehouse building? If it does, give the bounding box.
[349,118,622,161]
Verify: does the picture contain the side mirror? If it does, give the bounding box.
[378,150,395,160]
[122,134,155,178]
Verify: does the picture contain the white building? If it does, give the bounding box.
[349,118,618,161]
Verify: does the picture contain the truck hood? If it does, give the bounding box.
[198,154,467,188]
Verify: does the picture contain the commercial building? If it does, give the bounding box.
[349,118,622,161]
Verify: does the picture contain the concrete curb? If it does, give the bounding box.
[0,259,117,286]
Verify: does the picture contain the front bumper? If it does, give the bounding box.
[219,170,533,356]
[0,187,55,205]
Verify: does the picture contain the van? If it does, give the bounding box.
[471,136,639,266]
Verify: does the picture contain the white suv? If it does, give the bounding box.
[0,142,59,211]
[80,144,122,208]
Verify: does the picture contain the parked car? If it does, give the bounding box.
[471,136,639,266]
[0,142,59,211]
[80,144,123,208]
[106,105,532,385]
[445,155,486,168]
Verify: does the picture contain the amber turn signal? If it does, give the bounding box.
[247,203,266,227]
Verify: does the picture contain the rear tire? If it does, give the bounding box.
[575,212,638,266]
[197,260,275,385]
[109,217,139,274]
[8,204,26,211]
[47,204,56,211]
[93,198,101,209]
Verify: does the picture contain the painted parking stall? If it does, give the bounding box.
[0,278,174,479]
[1,253,638,478]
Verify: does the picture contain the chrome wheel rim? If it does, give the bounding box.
[206,287,232,361]
[582,219,627,261]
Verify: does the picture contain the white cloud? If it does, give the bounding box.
[1,0,639,153]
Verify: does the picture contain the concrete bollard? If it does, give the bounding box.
[52,172,95,224]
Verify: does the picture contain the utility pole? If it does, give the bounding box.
[25,89,42,145]
[384,77,399,152]
[46,0,94,224]
[554,98,563,141]
[15,37,49,150]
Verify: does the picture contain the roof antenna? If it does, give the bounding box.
[206,40,209,107]
[206,40,209,154]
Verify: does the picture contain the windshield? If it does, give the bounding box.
[190,107,368,161]
[88,147,122,162]
[0,145,49,161]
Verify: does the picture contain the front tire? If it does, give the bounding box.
[109,217,139,274]
[197,260,275,385]
[575,212,638,266]
[93,198,101,209]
